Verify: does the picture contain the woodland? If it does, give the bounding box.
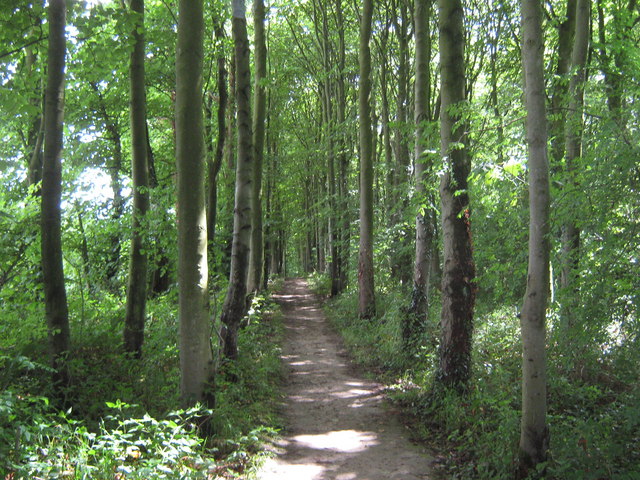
[0,0,639,478]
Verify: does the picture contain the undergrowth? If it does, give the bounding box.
[0,284,284,479]
[323,275,640,480]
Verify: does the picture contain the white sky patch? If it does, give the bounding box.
[65,167,131,210]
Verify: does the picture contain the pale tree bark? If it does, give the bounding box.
[518,0,551,475]
[560,0,590,330]
[176,0,214,406]
[247,0,267,293]
[405,0,434,349]
[41,0,70,392]
[221,0,253,360]
[124,0,150,358]
[435,0,476,391]
[358,0,375,319]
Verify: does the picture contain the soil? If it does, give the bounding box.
[257,278,435,480]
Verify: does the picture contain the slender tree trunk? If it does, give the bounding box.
[518,0,551,475]
[336,0,349,293]
[221,0,253,360]
[207,21,227,261]
[124,0,150,358]
[435,0,476,392]
[89,81,125,285]
[560,0,590,330]
[358,0,375,319]
[25,42,44,191]
[406,0,434,348]
[41,0,70,392]
[176,0,214,406]
[248,0,267,293]
[549,0,577,174]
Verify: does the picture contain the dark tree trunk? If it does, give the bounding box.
[358,0,375,319]
[124,0,150,358]
[41,0,70,393]
[405,0,434,350]
[435,0,476,392]
[221,0,254,360]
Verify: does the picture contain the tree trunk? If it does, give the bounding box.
[41,0,70,392]
[176,0,214,406]
[518,0,551,475]
[560,0,589,330]
[248,0,267,293]
[221,0,253,360]
[207,20,227,263]
[358,0,375,319]
[435,0,476,392]
[405,0,434,349]
[549,0,576,174]
[124,0,150,358]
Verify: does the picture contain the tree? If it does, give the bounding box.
[560,0,590,330]
[358,0,375,320]
[220,0,253,360]
[175,0,214,406]
[123,0,150,358]
[434,0,476,391]
[518,0,551,474]
[405,0,434,348]
[247,0,267,293]
[206,18,227,261]
[41,0,70,392]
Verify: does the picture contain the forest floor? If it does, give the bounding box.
[256,278,436,480]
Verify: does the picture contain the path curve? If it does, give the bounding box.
[257,278,435,480]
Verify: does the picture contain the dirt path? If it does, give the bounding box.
[257,278,435,480]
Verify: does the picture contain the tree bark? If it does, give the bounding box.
[124,0,150,358]
[248,0,267,293]
[176,0,214,406]
[221,0,253,360]
[518,0,551,474]
[435,0,476,392]
[206,20,227,262]
[406,0,434,349]
[358,0,375,319]
[41,0,70,392]
[560,0,590,330]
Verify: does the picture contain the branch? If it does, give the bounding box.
[0,35,47,60]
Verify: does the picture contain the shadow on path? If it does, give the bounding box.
[257,278,435,480]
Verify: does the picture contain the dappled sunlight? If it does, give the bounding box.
[294,429,379,453]
[258,278,434,480]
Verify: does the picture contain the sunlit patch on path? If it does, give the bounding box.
[257,278,434,480]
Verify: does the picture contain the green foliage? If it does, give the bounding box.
[325,285,640,479]
[0,283,283,479]
[1,393,217,479]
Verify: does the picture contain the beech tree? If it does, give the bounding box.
[357,0,375,320]
[405,0,434,348]
[247,0,267,294]
[123,0,150,358]
[175,0,214,406]
[435,0,476,391]
[518,0,551,474]
[41,0,70,392]
[221,0,253,360]
[560,0,590,331]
